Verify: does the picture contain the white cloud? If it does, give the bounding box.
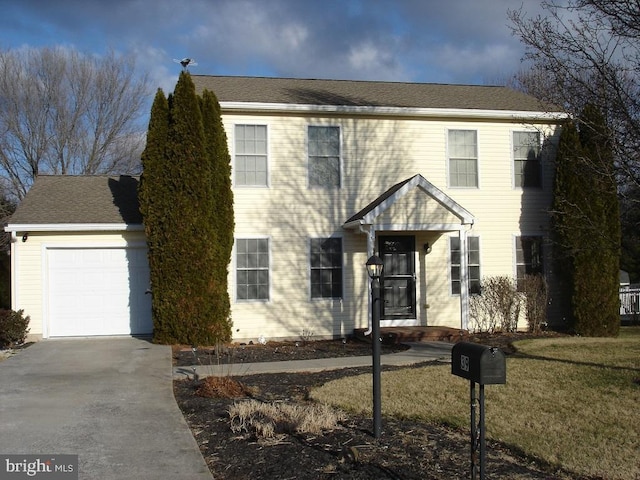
[427,42,522,84]
[345,40,409,81]
[129,44,177,94]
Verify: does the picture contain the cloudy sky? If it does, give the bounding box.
[1,0,555,93]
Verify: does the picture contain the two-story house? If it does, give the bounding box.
[6,76,563,341]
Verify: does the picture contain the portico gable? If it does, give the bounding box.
[344,174,475,330]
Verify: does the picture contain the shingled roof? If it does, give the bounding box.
[192,75,559,113]
[7,175,142,226]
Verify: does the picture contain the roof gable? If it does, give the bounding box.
[6,175,142,228]
[344,174,474,230]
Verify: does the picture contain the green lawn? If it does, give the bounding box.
[311,326,640,480]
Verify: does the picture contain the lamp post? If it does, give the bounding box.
[366,255,383,438]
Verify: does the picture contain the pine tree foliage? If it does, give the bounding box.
[551,105,621,336]
[551,120,581,324]
[139,73,233,345]
[575,105,620,336]
[138,89,170,340]
[200,91,234,341]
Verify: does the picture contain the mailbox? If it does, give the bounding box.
[451,342,506,385]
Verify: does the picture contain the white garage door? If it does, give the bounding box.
[47,247,152,337]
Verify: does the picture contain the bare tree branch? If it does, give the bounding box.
[508,1,640,189]
[0,47,151,200]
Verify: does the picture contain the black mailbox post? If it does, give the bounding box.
[451,342,506,480]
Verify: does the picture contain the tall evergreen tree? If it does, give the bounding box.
[574,104,620,336]
[199,89,233,342]
[138,89,170,339]
[139,72,233,345]
[551,120,582,325]
[551,105,621,336]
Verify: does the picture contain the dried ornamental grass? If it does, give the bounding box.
[229,399,346,438]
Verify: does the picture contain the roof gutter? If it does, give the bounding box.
[5,223,144,233]
[220,101,569,122]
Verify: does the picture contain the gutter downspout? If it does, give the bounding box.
[9,231,17,312]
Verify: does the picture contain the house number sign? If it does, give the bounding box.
[460,354,470,372]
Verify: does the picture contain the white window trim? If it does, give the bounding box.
[234,236,271,303]
[307,124,343,189]
[511,128,543,190]
[449,234,481,296]
[308,236,345,301]
[232,123,270,188]
[446,128,480,189]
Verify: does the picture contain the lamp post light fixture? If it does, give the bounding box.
[366,254,384,438]
[366,254,384,279]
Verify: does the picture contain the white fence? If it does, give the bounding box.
[620,286,640,315]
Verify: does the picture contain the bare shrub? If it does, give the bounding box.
[469,294,498,333]
[522,274,548,334]
[229,399,345,438]
[469,276,521,333]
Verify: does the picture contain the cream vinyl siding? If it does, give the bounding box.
[421,232,462,325]
[376,188,462,228]
[222,113,558,340]
[11,231,147,339]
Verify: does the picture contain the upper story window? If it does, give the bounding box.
[450,236,481,295]
[235,125,267,186]
[513,131,541,188]
[236,238,269,301]
[448,130,478,187]
[310,238,343,298]
[515,236,544,291]
[308,126,340,188]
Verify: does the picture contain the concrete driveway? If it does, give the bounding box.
[0,337,212,479]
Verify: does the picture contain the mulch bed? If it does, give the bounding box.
[173,331,591,479]
[173,338,409,367]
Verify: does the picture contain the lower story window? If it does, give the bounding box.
[516,236,544,291]
[310,238,342,298]
[451,236,481,294]
[236,238,269,300]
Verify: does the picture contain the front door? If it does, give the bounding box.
[379,236,416,321]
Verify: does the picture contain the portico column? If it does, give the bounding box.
[459,228,469,330]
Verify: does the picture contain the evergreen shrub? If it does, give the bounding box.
[0,309,29,347]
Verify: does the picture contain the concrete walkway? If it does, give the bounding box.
[174,341,454,379]
[0,337,212,480]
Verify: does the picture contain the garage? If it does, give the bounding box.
[46,247,152,337]
[5,175,154,340]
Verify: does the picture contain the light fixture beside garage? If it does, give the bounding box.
[21,233,28,242]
